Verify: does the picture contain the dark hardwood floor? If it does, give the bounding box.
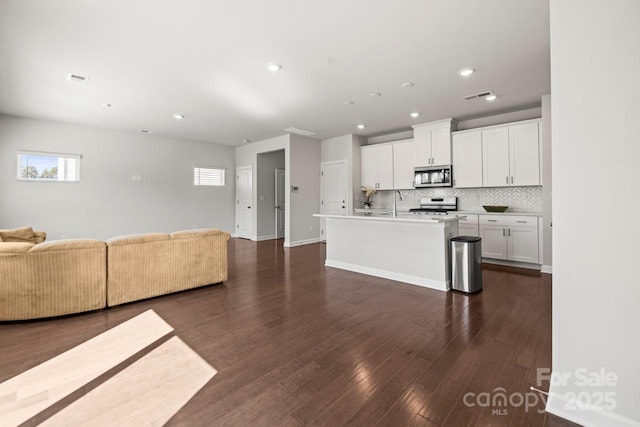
[0,238,578,426]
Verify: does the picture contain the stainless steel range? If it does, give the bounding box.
[408,197,457,215]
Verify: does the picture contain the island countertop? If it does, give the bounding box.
[313,212,462,224]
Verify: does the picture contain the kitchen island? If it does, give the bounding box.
[313,213,460,291]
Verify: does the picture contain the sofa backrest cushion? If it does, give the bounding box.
[169,228,224,240]
[0,242,35,253]
[30,239,105,252]
[106,233,170,246]
[0,227,36,243]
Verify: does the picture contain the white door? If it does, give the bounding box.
[393,140,415,190]
[320,161,348,240]
[509,122,540,186]
[479,224,508,259]
[275,168,285,239]
[452,131,483,188]
[235,166,253,239]
[507,226,539,263]
[482,127,511,187]
[430,127,452,166]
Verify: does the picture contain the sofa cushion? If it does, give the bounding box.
[107,233,170,246]
[170,228,223,239]
[30,239,105,252]
[0,242,35,253]
[0,227,36,243]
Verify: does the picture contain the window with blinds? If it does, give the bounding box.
[193,166,225,186]
[16,151,81,182]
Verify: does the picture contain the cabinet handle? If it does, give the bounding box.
[511,176,514,184]
[516,220,528,223]
[488,219,498,222]
[503,228,506,236]
[506,176,509,184]
[508,228,511,236]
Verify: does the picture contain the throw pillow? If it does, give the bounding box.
[0,227,36,243]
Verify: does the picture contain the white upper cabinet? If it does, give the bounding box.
[509,121,540,186]
[482,127,511,187]
[360,143,393,190]
[392,139,416,190]
[411,119,456,167]
[452,131,483,188]
[453,118,541,188]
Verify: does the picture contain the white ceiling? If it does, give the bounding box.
[0,0,550,146]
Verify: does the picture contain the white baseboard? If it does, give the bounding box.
[284,238,321,248]
[325,260,449,292]
[254,235,277,241]
[541,264,553,274]
[546,387,639,427]
[482,258,541,271]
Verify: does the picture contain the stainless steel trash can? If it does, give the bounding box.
[450,236,482,293]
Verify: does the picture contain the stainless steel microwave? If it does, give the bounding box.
[414,165,453,188]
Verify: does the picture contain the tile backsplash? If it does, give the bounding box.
[366,186,542,213]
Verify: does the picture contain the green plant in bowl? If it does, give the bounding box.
[483,205,509,212]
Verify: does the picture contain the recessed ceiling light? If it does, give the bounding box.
[139,129,152,134]
[458,68,475,77]
[410,112,420,118]
[357,124,365,129]
[344,101,354,105]
[370,92,381,97]
[173,114,185,119]
[101,103,112,107]
[401,82,415,88]
[485,94,497,101]
[242,139,251,143]
[67,73,89,84]
[265,63,282,72]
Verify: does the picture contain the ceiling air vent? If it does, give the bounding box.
[462,90,494,101]
[66,74,89,84]
[284,127,316,136]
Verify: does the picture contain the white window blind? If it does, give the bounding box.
[17,151,81,182]
[193,166,225,186]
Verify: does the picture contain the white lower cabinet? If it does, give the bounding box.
[479,215,539,264]
[456,214,479,237]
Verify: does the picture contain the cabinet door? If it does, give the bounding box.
[480,224,508,259]
[452,131,483,188]
[482,127,510,187]
[509,122,540,186]
[393,140,416,190]
[374,144,394,190]
[413,127,431,166]
[507,226,539,263]
[360,146,378,189]
[430,127,452,166]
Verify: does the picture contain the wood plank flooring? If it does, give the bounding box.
[0,238,578,426]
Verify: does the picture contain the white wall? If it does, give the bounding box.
[289,134,321,246]
[541,94,552,271]
[0,115,235,240]
[548,1,640,426]
[256,150,285,238]
[456,107,542,130]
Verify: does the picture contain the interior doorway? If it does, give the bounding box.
[256,150,285,241]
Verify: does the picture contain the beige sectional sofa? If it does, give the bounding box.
[0,228,230,321]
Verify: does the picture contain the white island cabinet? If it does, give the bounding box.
[313,213,460,291]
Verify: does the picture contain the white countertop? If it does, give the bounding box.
[455,210,542,216]
[314,213,461,224]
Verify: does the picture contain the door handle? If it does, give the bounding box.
[248,206,251,209]
[341,206,345,209]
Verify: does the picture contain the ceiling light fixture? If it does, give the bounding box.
[139,129,152,134]
[485,94,497,101]
[344,101,354,105]
[173,114,185,119]
[242,139,251,143]
[410,112,420,118]
[370,92,381,97]
[67,73,89,84]
[458,68,475,77]
[101,103,112,107]
[401,82,415,88]
[357,124,365,129]
[265,63,282,72]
